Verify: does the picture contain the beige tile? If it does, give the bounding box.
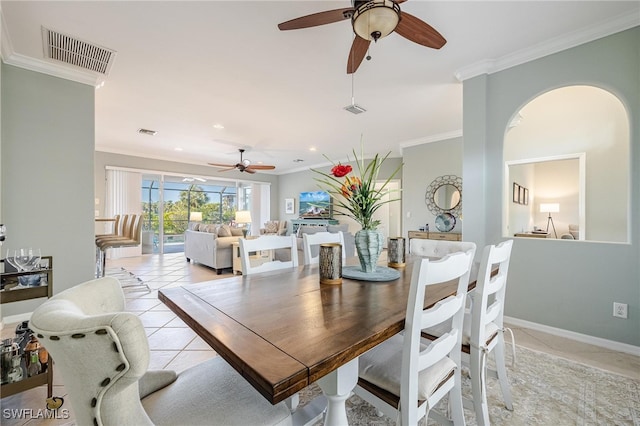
[147,327,196,350]
[124,298,161,312]
[185,335,215,351]
[148,350,179,370]
[164,350,217,374]
[137,311,176,328]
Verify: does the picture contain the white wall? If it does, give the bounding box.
[463,27,639,346]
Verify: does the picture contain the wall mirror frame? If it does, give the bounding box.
[504,153,585,240]
[425,175,462,217]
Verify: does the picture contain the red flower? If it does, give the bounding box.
[331,163,352,178]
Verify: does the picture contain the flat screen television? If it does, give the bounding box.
[299,191,332,219]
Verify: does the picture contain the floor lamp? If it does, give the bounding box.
[539,203,559,238]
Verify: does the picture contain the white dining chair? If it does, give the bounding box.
[424,239,515,426]
[355,247,476,426]
[29,276,293,426]
[239,235,298,275]
[302,231,346,265]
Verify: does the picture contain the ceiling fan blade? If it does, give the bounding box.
[217,166,238,173]
[244,168,257,174]
[347,35,371,74]
[246,165,276,170]
[278,8,354,31]
[394,12,446,49]
[208,162,236,168]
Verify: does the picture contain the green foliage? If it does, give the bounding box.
[312,138,402,230]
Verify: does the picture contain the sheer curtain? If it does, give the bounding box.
[105,168,142,258]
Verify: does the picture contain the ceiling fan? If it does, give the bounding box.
[277,0,446,74]
[207,149,276,174]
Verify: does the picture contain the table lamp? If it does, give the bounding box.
[235,210,252,237]
[539,203,559,238]
[189,212,203,222]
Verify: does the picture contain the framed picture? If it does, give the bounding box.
[519,186,525,204]
[512,182,520,203]
[285,198,295,214]
[524,188,529,205]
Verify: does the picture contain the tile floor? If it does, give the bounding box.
[1,252,638,425]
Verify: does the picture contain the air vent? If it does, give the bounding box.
[42,27,117,75]
[137,128,158,136]
[344,104,367,114]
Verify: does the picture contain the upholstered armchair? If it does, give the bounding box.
[260,220,288,236]
[29,277,292,426]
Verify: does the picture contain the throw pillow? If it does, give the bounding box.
[207,225,218,233]
[231,228,244,236]
[264,221,279,234]
[217,224,232,237]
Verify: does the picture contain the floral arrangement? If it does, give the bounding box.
[313,141,402,230]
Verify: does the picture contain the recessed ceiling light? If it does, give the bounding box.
[174,147,183,151]
[309,147,317,152]
[137,128,157,136]
[213,124,224,130]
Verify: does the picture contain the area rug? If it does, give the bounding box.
[299,345,639,425]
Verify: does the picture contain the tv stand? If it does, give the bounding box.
[291,219,339,235]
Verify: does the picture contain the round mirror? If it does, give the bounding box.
[433,184,461,210]
[425,175,462,216]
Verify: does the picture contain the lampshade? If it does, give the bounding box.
[352,0,400,42]
[189,212,202,222]
[235,210,252,224]
[539,203,560,213]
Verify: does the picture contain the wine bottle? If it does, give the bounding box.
[27,351,41,377]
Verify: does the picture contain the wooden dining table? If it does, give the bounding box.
[158,255,476,425]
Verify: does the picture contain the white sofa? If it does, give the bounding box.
[184,224,243,274]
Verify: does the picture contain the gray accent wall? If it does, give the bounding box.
[401,138,463,235]
[1,63,96,318]
[463,27,639,346]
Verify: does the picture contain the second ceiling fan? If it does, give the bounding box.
[278,0,446,74]
[207,149,275,174]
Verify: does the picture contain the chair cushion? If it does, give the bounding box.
[230,228,244,236]
[358,334,456,401]
[142,356,291,426]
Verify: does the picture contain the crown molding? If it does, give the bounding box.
[455,13,640,82]
[1,8,100,86]
[3,52,100,86]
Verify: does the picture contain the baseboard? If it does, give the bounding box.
[504,315,640,357]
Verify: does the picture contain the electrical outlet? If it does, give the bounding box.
[613,302,628,319]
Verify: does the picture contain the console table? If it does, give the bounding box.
[408,230,462,244]
[291,219,339,235]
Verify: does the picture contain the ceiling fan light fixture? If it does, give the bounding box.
[352,0,400,41]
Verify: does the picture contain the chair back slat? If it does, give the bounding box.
[417,330,458,371]
[240,235,298,275]
[302,231,346,265]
